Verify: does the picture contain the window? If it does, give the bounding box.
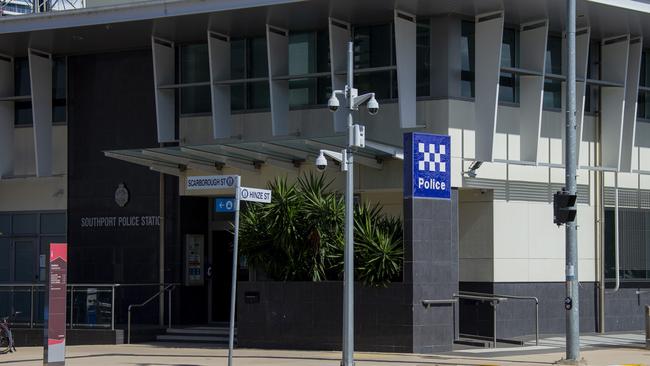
[288,30,330,107]
[461,20,475,98]
[585,40,600,114]
[605,208,650,281]
[460,21,519,103]
[543,36,562,109]
[499,28,518,103]
[12,214,37,235]
[247,37,270,110]
[14,57,67,126]
[354,23,394,100]
[416,19,431,97]
[179,44,211,115]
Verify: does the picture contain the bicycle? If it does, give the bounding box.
[0,311,18,354]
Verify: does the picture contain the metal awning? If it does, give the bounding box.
[103,136,403,174]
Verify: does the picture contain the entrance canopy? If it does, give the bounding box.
[104,136,404,176]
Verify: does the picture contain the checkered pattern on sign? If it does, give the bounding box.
[417,142,446,172]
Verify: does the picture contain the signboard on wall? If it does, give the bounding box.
[186,175,237,190]
[44,243,67,366]
[404,132,451,200]
[185,235,204,286]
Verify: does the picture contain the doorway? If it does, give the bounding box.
[209,230,233,323]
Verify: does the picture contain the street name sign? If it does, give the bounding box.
[187,175,237,190]
[215,198,237,213]
[404,132,451,200]
[239,187,272,203]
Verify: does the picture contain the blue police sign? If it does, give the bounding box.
[404,132,451,200]
[215,198,236,213]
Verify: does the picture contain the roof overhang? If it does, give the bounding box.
[103,136,404,175]
[5,0,650,56]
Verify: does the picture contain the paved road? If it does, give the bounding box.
[1,334,648,366]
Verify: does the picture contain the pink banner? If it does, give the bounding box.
[45,243,67,365]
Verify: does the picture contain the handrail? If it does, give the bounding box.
[421,299,459,342]
[127,284,176,344]
[457,291,539,347]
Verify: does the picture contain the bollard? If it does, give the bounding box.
[646,305,650,350]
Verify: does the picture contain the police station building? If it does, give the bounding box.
[2,0,650,353]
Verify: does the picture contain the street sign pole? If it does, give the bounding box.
[227,176,241,366]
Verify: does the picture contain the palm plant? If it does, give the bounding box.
[238,172,403,287]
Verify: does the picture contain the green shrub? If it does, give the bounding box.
[238,173,403,287]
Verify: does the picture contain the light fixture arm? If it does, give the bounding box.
[351,92,375,109]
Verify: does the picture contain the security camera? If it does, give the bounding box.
[367,96,379,115]
[328,95,340,112]
[315,151,328,171]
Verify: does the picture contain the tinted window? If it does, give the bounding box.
[12,214,37,235]
[0,215,9,236]
[0,239,9,281]
[40,213,66,235]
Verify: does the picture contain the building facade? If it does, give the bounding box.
[1,0,650,352]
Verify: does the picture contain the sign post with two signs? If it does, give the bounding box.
[185,175,271,366]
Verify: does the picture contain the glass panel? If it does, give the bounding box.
[0,239,9,281]
[0,215,9,236]
[499,28,518,103]
[461,21,475,98]
[247,81,270,109]
[181,85,211,115]
[53,57,66,123]
[72,288,113,328]
[544,79,562,109]
[416,19,430,97]
[14,58,33,125]
[248,37,268,78]
[231,39,246,80]
[180,43,210,83]
[15,58,30,96]
[355,71,391,100]
[545,36,562,75]
[289,78,317,107]
[289,32,316,75]
[354,24,392,68]
[231,84,246,111]
[12,214,37,235]
[316,76,332,104]
[316,30,330,73]
[40,213,66,235]
[14,240,35,282]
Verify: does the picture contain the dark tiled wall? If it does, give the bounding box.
[459,282,599,339]
[237,282,413,352]
[605,287,650,332]
[405,190,459,353]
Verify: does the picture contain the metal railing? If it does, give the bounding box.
[455,291,539,348]
[421,299,458,341]
[127,284,176,344]
[0,283,178,333]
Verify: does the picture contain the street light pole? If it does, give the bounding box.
[324,41,378,366]
[342,41,355,366]
[565,0,581,362]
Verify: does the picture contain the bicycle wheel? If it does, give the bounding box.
[0,327,10,355]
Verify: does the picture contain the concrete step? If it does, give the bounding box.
[156,327,236,343]
[156,334,231,343]
[165,327,235,336]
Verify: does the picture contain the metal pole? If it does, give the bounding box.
[535,300,539,346]
[69,286,74,329]
[612,172,620,292]
[493,301,497,349]
[30,285,34,328]
[341,41,355,366]
[111,285,115,331]
[159,170,166,327]
[127,308,131,344]
[565,0,581,361]
[228,176,242,366]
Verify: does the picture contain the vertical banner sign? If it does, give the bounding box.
[44,243,67,366]
[404,132,451,200]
